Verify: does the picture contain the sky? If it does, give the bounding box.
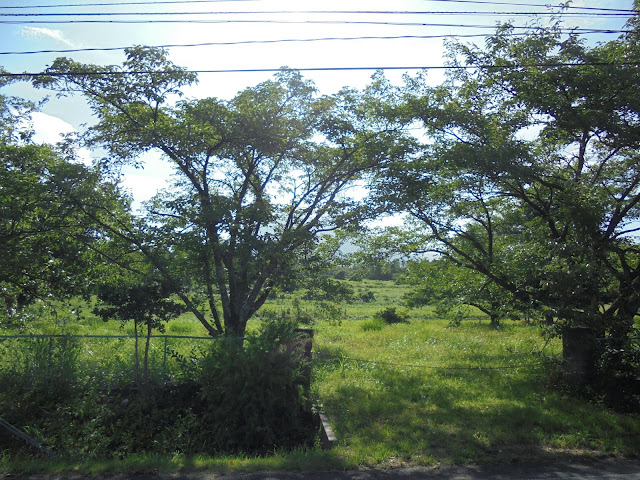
[0,0,636,210]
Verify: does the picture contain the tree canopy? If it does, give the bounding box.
[0,76,129,320]
[34,48,413,336]
[372,19,640,337]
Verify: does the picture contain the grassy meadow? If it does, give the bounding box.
[1,279,639,474]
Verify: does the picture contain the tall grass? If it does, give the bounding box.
[1,280,639,472]
[312,317,639,465]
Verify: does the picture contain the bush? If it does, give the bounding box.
[361,318,385,332]
[359,290,376,303]
[0,325,317,458]
[373,306,409,325]
[0,335,81,400]
[198,321,315,453]
[594,334,640,413]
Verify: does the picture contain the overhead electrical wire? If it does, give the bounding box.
[1,0,257,7]
[0,0,634,13]
[421,0,635,11]
[0,10,632,17]
[2,61,639,78]
[0,30,629,56]
[3,1,633,75]
[0,17,632,30]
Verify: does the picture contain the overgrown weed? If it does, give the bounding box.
[1,281,639,472]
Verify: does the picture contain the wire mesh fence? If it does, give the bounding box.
[0,334,222,388]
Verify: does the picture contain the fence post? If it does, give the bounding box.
[162,336,168,384]
[294,328,313,400]
[47,336,53,382]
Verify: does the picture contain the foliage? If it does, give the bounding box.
[93,274,185,330]
[34,48,414,337]
[403,258,521,327]
[360,317,385,332]
[358,290,376,303]
[593,336,640,412]
[0,77,131,324]
[198,321,314,453]
[0,69,37,144]
[0,322,316,458]
[0,335,81,401]
[346,240,407,281]
[0,379,205,458]
[371,19,640,378]
[302,278,354,302]
[93,272,187,389]
[373,306,409,325]
[0,141,122,322]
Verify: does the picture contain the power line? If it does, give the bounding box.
[2,18,633,29]
[0,31,625,56]
[2,61,639,78]
[421,0,636,12]
[0,0,634,13]
[0,10,632,17]
[0,0,258,8]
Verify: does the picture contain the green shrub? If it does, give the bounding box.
[198,321,315,453]
[373,306,409,325]
[594,334,640,413]
[0,326,317,458]
[361,318,385,332]
[359,290,376,303]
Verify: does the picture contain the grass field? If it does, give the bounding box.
[1,279,639,474]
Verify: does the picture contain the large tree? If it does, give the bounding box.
[0,75,128,319]
[35,48,412,336]
[373,18,640,339]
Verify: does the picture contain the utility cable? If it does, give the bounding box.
[0,31,623,56]
[1,18,632,30]
[0,0,634,13]
[420,0,636,12]
[0,10,632,17]
[2,61,639,78]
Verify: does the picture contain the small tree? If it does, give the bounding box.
[403,258,517,327]
[94,272,186,391]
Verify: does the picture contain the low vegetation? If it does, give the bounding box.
[1,280,639,474]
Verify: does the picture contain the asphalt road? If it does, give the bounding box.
[222,458,640,480]
[5,457,640,480]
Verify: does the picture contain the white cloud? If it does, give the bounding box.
[30,112,92,166]
[20,27,76,47]
[30,113,173,211]
[120,153,174,212]
[120,173,170,213]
